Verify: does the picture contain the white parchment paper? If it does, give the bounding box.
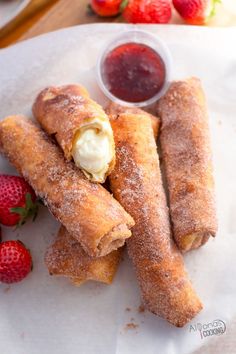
[0,24,236,354]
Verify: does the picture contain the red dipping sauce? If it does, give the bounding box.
[101,42,166,103]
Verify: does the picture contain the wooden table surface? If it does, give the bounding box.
[0,0,236,48]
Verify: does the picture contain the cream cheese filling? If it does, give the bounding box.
[72,118,113,182]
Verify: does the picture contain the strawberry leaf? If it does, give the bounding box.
[209,0,221,19]
[10,207,26,215]
[10,193,38,227]
[87,4,95,16]
[120,0,129,13]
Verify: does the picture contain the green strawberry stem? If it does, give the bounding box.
[120,0,129,13]
[87,4,95,16]
[209,0,221,19]
[10,193,38,227]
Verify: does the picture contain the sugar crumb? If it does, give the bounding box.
[138,304,145,313]
[125,323,139,330]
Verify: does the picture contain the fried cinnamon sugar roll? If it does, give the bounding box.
[109,110,202,327]
[156,78,217,251]
[33,84,115,183]
[0,115,134,257]
[45,226,122,285]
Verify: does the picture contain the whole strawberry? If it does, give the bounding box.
[90,0,122,17]
[0,240,32,283]
[0,175,38,227]
[122,0,172,24]
[173,0,220,25]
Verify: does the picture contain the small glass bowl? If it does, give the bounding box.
[96,28,173,108]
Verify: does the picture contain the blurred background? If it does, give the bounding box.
[0,0,236,48]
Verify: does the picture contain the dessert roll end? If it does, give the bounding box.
[33,84,116,183]
[178,231,215,252]
[93,222,133,258]
[106,102,161,140]
[140,263,203,327]
[45,226,123,285]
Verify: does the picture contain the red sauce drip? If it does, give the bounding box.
[102,42,166,103]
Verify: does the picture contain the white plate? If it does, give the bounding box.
[0,0,30,29]
[0,24,236,354]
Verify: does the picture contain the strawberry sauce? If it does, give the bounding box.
[102,42,166,103]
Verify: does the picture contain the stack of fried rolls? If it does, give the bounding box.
[0,78,217,327]
[0,116,134,259]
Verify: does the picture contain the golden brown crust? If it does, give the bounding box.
[109,112,202,327]
[45,226,122,285]
[33,84,115,182]
[106,102,160,140]
[156,78,218,252]
[0,115,134,257]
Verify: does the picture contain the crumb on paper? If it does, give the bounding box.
[4,286,11,293]
[138,304,145,313]
[218,120,222,125]
[20,332,25,340]
[125,323,139,330]
[124,317,139,331]
[126,307,131,312]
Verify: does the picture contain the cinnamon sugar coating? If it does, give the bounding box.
[109,110,202,327]
[156,78,217,251]
[33,84,116,182]
[106,102,160,140]
[45,226,122,285]
[0,115,134,257]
